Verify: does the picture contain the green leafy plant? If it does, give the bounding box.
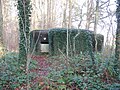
[37,53,120,90]
[0,52,37,89]
[17,0,32,64]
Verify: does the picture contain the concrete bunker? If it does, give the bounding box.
[30,30,49,53]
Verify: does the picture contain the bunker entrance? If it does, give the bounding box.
[30,30,49,54]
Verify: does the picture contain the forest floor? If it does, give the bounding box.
[31,55,49,76]
[29,55,120,90]
[30,55,50,88]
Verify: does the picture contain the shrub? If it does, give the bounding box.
[37,53,120,90]
[0,52,37,89]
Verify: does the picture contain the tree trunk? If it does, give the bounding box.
[62,0,67,28]
[47,0,52,28]
[68,0,72,28]
[94,0,99,52]
[115,0,120,70]
[0,0,3,46]
[17,0,31,64]
[86,0,94,29]
[17,0,32,90]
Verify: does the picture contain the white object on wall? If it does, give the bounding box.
[41,44,49,52]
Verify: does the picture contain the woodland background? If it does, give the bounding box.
[1,0,120,90]
[0,0,116,54]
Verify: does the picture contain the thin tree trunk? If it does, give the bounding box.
[62,0,67,28]
[86,0,94,29]
[47,0,52,28]
[86,0,90,29]
[94,0,99,52]
[0,0,3,46]
[68,0,72,28]
[115,0,120,71]
[51,0,54,28]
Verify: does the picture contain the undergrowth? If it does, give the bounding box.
[37,53,120,90]
[0,52,120,90]
[0,52,37,90]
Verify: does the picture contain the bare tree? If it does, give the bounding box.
[94,0,99,52]
[62,0,67,28]
[47,0,53,28]
[68,0,72,28]
[0,0,3,46]
[86,0,94,29]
